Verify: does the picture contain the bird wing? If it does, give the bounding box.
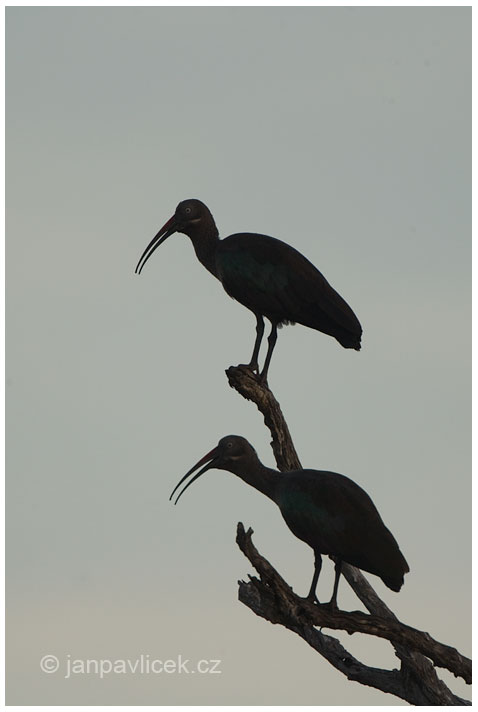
[277,471,407,582]
[217,234,291,315]
[218,234,361,336]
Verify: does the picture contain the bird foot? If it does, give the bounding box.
[230,362,270,387]
[305,593,320,605]
[320,600,339,614]
[236,363,271,386]
[235,363,258,376]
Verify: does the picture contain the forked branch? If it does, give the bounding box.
[226,365,471,706]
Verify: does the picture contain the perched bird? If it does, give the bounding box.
[170,435,409,608]
[135,199,362,381]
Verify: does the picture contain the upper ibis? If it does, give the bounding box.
[135,199,362,381]
[170,435,409,608]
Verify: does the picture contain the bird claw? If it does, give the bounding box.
[320,600,339,614]
[305,593,320,605]
[235,363,255,373]
[235,363,265,382]
[232,362,270,386]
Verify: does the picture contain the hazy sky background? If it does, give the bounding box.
[6,6,470,705]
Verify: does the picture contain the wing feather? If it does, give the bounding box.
[217,233,361,342]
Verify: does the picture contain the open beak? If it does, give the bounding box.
[135,215,177,275]
[169,447,219,505]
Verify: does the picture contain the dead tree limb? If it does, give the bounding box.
[226,366,301,471]
[226,365,471,706]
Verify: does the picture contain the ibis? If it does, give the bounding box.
[135,199,362,381]
[170,435,409,608]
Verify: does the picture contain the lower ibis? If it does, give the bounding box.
[135,199,362,381]
[170,436,409,607]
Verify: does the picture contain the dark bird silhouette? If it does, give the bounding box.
[135,199,362,381]
[170,435,409,608]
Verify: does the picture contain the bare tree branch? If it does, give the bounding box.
[225,366,301,471]
[237,524,470,690]
[226,365,471,705]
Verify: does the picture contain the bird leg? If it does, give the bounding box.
[259,322,278,383]
[306,551,322,603]
[327,559,343,611]
[247,315,265,373]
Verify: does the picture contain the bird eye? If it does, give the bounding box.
[226,442,233,449]
[185,207,192,215]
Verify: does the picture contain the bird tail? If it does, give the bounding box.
[381,573,405,592]
[336,331,362,351]
[381,556,410,592]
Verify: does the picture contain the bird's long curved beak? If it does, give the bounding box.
[135,215,177,275]
[169,447,219,505]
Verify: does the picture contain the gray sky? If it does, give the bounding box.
[6,6,470,705]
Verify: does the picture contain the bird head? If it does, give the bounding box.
[169,435,258,505]
[135,199,213,274]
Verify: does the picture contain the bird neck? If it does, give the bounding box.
[231,460,279,502]
[186,224,220,278]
